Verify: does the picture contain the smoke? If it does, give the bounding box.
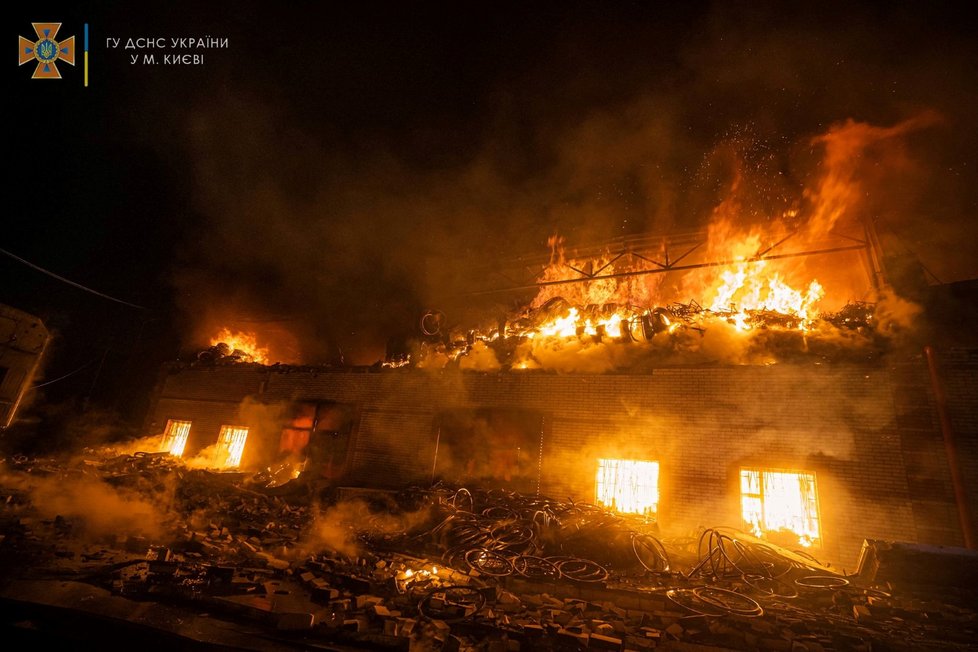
[182,442,226,469]
[300,498,433,559]
[874,286,924,336]
[160,397,289,470]
[805,112,943,237]
[99,433,166,457]
[301,499,365,558]
[457,340,501,371]
[0,461,170,541]
[153,3,976,363]
[515,338,643,374]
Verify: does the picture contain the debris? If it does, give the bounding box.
[1,458,975,651]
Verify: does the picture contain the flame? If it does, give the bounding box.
[408,117,939,372]
[159,419,191,458]
[537,307,581,338]
[217,425,249,468]
[210,328,270,364]
[740,468,820,547]
[595,458,659,517]
[708,260,824,331]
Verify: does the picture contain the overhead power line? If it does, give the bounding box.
[1,247,150,311]
[31,359,97,388]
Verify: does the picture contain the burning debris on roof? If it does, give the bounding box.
[409,293,888,373]
[198,328,272,365]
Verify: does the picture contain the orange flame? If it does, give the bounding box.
[708,260,824,331]
[210,328,270,364]
[741,468,820,548]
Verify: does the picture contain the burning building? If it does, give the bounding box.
[143,224,977,571]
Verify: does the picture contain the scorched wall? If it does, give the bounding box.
[146,358,976,569]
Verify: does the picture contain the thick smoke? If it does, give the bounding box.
[164,3,977,363]
[300,498,433,560]
[0,461,170,540]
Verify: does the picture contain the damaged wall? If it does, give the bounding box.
[145,357,976,568]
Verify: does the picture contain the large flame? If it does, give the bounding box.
[210,328,270,364]
[410,117,938,371]
[708,260,824,332]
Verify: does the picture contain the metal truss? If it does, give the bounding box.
[463,227,875,297]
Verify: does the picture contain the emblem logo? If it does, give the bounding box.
[19,22,75,79]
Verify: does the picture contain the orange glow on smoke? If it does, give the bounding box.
[210,328,270,364]
[409,117,940,371]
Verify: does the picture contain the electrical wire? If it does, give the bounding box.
[1,247,149,310]
[31,359,97,388]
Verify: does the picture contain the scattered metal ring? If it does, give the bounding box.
[632,533,671,572]
[555,558,609,583]
[795,575,849,589]
[464,548,514,576]
[693,586,764,617]
[743,573,799,599]
[665,589,728,617]
[513,555,561,579]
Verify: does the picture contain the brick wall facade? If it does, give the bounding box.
[938,348,978,546]
[145,356,978,569]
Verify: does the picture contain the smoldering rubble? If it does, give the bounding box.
[1,450,975,651]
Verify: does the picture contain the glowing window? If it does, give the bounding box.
[595,458,659,517]
[217,425,249,468]
[741,468,820,547]
[159,419,191,458]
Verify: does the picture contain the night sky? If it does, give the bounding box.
[6,2,978,428]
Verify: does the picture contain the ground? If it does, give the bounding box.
[1,451,975,651]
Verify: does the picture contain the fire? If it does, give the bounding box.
[217,425,249,468]
[740,468,820,547]
[159,419,191,457]
[708,260,824,332]
[536,307,582,338]
[595,458,659,517]
[397,116,938,371]
[210,328,270,364]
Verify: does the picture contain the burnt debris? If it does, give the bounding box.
[1,452,976,650]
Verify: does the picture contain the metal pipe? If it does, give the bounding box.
[924,345,974,549]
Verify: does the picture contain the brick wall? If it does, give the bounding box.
[937,348,978,546]
[146,359,977,568]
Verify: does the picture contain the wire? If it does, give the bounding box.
[31,359,97,388]
[1,247,149,311]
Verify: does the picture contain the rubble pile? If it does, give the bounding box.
[1,453,976,650]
